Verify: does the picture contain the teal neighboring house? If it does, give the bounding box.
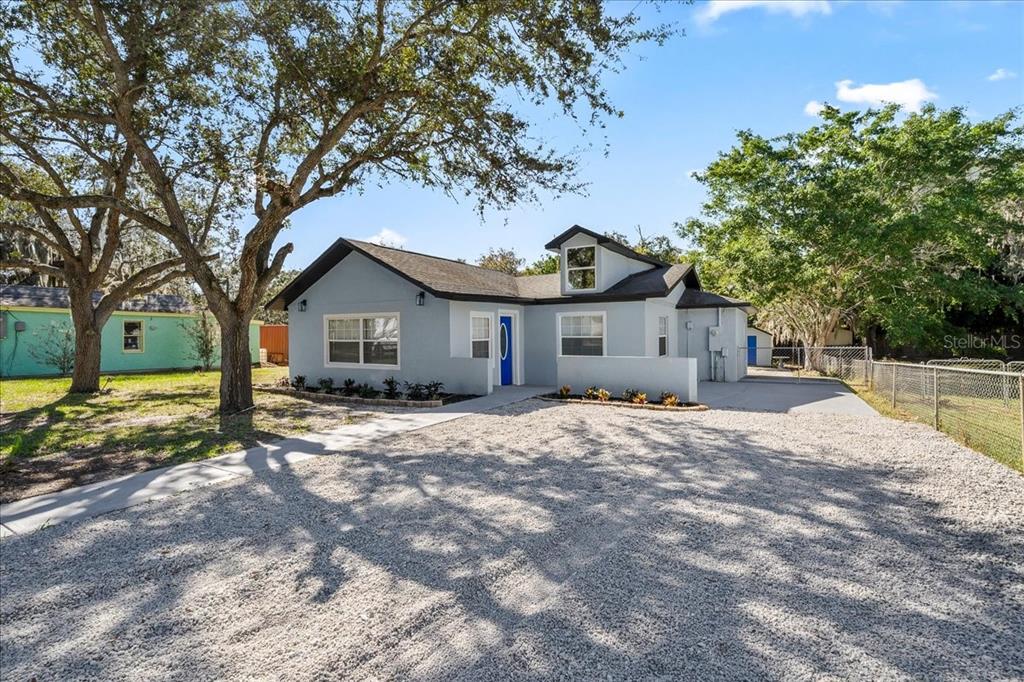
[0,285,261,378]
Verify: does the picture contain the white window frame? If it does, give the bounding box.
[470,311,494,366]
[122,319,144,353]
[658,315,668,357]
[565,246,597,291]
[556,311,606,357]
[323,312,400,369]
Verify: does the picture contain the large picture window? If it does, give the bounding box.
[559,313,604,356]
[565,246,596,290]
[325,314,399,367]
[471,315,491,359]
[123,320,144,352]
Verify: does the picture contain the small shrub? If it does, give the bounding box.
[596,388,611,402]
[318,377,335,392]
[558,385,571,398]
[342,378,357,396]
[583,386,599,400]
[274,376,290,388]
[357,382,377,398]
[659,391,679,407]
[621,388,639,402]
[382,376,400,399]
[291,375,307,390]
[631,391,648,405]
[404,381,429,401]
[425,380,445,400]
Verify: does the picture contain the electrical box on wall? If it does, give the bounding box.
[708,326,723,351]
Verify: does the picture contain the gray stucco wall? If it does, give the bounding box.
[556,356,698,402]
[286,251,490,395]
[523,301,646,385]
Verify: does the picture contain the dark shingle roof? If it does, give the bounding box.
[0,285,191,314]
[349,240,521,298]
[266,236,702,311]
[675,289,751,310]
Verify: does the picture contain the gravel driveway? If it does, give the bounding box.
[2,400,1022,680]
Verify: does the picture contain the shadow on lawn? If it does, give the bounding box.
[1,399,1022,678]
[0,393,287,502]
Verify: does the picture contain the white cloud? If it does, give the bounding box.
[987,68,1017,82]
[364,228,407,249]
[834,78,937,112]
[804,100,825,116]
[696,0,831,25]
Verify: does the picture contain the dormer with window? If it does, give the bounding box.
[545,225,663,296]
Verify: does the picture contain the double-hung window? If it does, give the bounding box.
[559,313,604,356]
[658,316,668,356]
[123,320,144,352]
[565,246,596,290]
[326,314,399,367]
[471,315,491,359]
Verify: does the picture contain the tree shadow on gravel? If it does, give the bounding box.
[1,400,1022,679]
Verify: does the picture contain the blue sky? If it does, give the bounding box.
[276,0,1024,270]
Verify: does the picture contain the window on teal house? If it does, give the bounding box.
[123,320,144,352]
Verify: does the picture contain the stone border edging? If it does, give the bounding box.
[254,385,443,408]
[537,395,709,412]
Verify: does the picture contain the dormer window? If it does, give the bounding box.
[566,246,596,290]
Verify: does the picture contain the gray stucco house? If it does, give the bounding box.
[267,225,750,401]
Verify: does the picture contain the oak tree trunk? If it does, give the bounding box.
[68,289,103,393]
[218,315,254,413]
[69,303,102,393]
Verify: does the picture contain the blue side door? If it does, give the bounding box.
[499,315,513,385]
[747,335,757,365]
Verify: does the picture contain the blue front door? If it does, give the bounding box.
[747,335,758,365]
[499,315,513,385]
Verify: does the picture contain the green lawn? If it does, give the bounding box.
[0,368,364,502]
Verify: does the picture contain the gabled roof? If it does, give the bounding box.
[266,236,702,311]
[675,289,752,310]
[0,285,191,314]
[543,224,667,267]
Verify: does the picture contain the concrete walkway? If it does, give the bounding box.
[0,385,553,538]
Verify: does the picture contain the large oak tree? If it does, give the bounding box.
[679,105,1024,356]
[2,0,668,411]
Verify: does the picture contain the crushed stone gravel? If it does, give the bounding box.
[1,400,1022,680]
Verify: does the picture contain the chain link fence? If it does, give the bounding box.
[741,345,871,384]
[870,361,1023,471]
[739,344,1024,470]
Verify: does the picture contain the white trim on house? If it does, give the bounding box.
[564,245,598,292]
[323,312,401,369]
[556,310,607,357]
[498,308,524,385]
[470,311,494,369]
[122,319,144,353]
[658,315,669,357]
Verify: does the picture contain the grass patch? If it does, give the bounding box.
[0,367,368,501]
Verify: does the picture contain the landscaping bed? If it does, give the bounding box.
[540,393,708,412]
[262,375,477,408]
[255,385,477,408]
[541,386,707,412]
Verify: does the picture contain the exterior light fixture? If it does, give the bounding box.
[298,299,307,312]
[415,291,425,306]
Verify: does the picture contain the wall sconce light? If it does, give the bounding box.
[298,299,307,312]
[415,291,425,306]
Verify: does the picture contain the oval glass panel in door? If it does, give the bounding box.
[500,324,508,359]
